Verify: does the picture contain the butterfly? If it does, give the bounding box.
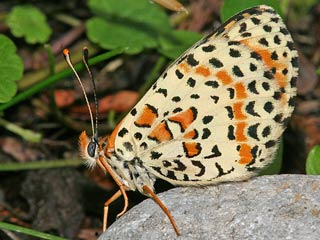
[64,4,298,236]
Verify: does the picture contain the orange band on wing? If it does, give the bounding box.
[183,142,202,158]
[238,143,253,165]
[234,82,247,99]
[216,70,233,85]
[168,107,197,132]
[235,121,247,142]
[134,104,158,128]
[233,102,247,120]
[195,65,211,77]
[148,121,173,142]
[183,129,198,139]
[240,39,288,89]
[179,62,191,73]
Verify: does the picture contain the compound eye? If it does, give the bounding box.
[87,140,97,158]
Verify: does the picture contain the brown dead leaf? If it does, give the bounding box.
[0,137,42,162]
[296,52,318,95]
[179,0,222,31]
[152,0,187,12]
[71,90,139,114]
[54,89,76,108]
[292,115,320,151]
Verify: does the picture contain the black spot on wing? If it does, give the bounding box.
[227,88,235,99]
[187,54,199,66]
[209,57,224,68]
[173,159,187,171]
[134,132,142,140]
[202,45,216,52]
[246,101,261,117]
[166,170,177,180]
[229,48,241,58]
[239,22,247,33]
[202,128,211,139]
[215,162,234,178]
[263,25,272,32]
[202,115,213,124]
[258,38,269,47]
[264,102,274,113]
[205,80,219,88]
[248,123,260,140]
[225,106,234,119]
[118,128,128,137]
[232,65,244,77]
[187,77,196,87]
[191,160,205,177]
[175,69,184,79]
[228,125,235,140]
[123,142,133,152]
[190,94,200,99]
[172,96,181,102]
[265,140,276,148]
[130,108,137,116]
[271,51,279,60]
[204,145,222,159]
[262,126,271,138]
[248,80,259,94]
[151,151,162,160]
[156,88,168,97]
[211,96,219,104]
[250,63,257,72]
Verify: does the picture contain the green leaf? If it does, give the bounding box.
[6,5,52,44]
[87,0,172,54]
[221,0,282,22]
[0,34,23,103]
[158,30,202,59]
[0,222,68,240]
[306,145,320,175]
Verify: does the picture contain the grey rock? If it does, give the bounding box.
[99,175,320,240]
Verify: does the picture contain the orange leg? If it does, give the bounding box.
[142,185,180,236]
[103,189,121,231]
[97,157,129,231]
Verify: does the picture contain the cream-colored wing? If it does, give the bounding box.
[112,5,298,185]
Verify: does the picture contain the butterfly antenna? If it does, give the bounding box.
[82,47,99,140]
[63,48,96,139]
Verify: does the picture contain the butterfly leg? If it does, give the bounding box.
[97,156,129,231]
[142,185,180,236]
[103,189,121,231]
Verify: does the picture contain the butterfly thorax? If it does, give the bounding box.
[79,130,156,195]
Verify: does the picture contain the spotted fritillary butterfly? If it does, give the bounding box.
[66,5,298,235]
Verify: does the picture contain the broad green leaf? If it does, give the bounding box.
[221,0,282,22]
[6,5,52,44]
[87,0,172,54]
[306,145,320,175]
[0,35,23,103]
[158,30,202,59]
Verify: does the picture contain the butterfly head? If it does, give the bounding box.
[79,131,99,169]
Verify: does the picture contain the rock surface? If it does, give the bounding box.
[98,175,320,240]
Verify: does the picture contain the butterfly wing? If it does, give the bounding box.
[112,5,298,186]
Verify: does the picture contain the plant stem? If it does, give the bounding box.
[0,118,42,143]
[0,47,125,112]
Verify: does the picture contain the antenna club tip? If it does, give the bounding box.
[63,48,70,56]
[83,47,89,59]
